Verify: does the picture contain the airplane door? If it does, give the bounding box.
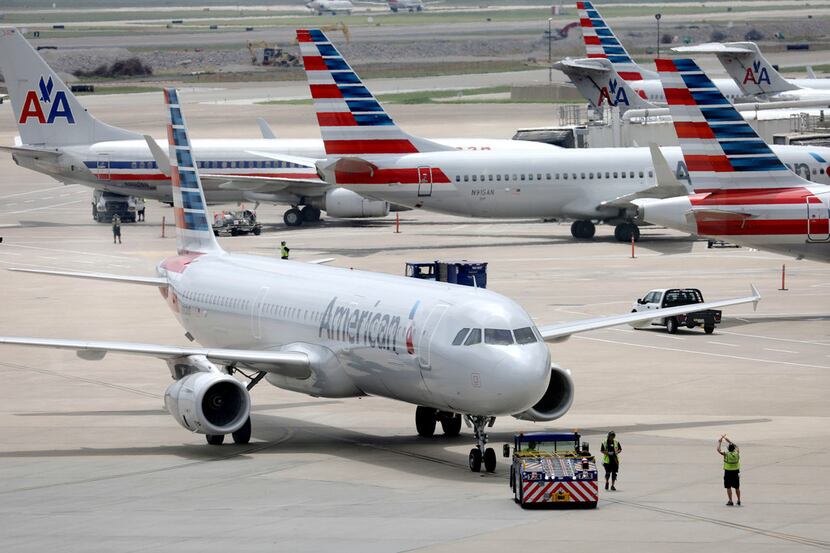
[417,303,449,372]
[417,167,433,197]
[96,154,110,181]
[251,286,269,340]
[807,196,830,241]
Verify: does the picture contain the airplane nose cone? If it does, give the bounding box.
[489,343,551,414]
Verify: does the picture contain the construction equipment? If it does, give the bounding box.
[247,42,300,67]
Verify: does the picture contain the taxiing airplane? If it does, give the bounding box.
[0,88,762,472]
[634,59,830,263]
[674,42,830,103]
[576,2,830,103]
[306,0,354,15]
[299,28,830,242]
[0,28,549,227]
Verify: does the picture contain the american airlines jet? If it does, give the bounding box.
[575,2,830,103]
[674,42,830,103]
[299,28,830,242]
[0,28,551,227]
[0,88,761,472]
[634,59,830,263]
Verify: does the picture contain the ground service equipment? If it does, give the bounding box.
[631,288,723,334]
[405,261,487,288]
[212,210,262,236]
[506,432,598,509]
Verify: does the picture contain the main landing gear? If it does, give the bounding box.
[570,220,596,239]
[614,222,640,242]
[283,206,321,227]
[466,415,497,473]
[415,406,462,437]
[204,368,266,446]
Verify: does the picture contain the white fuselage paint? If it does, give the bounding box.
[628,77,830,104]
[333,145,830,221]
[160,253,552,416]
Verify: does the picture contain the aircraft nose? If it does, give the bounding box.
[489,342,551,414]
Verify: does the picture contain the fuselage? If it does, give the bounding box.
[157,252,552,415]
[13,137,549,203]
[637,186,830,262]
[330,145,830,222]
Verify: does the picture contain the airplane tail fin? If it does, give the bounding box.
[297,28,454,158]
[555,57,656,112]
[656,57,811,192]
[576,1,658,81]
[0,27,142,146]
[673,42,798,97]
[161,88,222,256]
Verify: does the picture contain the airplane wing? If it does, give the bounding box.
[0,337,311,378]
[201,173,328,193]
[9,267,168,287]
[537,285,760,343]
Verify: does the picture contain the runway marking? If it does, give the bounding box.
[764,348,799,354]
[718,329,830,347]
[0,184,78,201]
[706,341,739,347]
[2,243,136,261]
[574,335,830,370]
[0,199,84,216]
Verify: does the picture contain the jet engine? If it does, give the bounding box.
[511,364,574,422]
[317,188,389,218]
[164,372,251,435]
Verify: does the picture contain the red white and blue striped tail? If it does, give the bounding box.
[657,58,812,193]
[576,1,657,82]
[297,28,454,157]
[163,88,222,256]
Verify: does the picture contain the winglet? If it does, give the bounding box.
[750,284,761,311]
[144,134,171,177]
[256,117,277,139]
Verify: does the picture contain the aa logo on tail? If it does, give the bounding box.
[598,78,629,106]
[18,77,75,125]
[742,60,771,86]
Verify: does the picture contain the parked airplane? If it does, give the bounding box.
[674,42,830,103]
[0,87,762,472]
[0,28,550,227]
[576,2,830,103]
[299,28,830,242]
[634,59,830,263]
[306,0,354,15]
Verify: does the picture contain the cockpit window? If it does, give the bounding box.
[464,328,482,345]
[513,327,537,344]
[452,328,470,346]
[484,328,514,345]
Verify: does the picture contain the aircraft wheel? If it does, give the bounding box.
[301,206,321,223]
[415,406,437,437]
[232,417,252,444]
[283,208,303,227]
[440,413,462,437]
[483,447,497,473]
[570,220,595,239]
[469,448,482,472]
[206,434,225,445]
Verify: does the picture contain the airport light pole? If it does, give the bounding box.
[548,17,553,83]
[655,13,662,59]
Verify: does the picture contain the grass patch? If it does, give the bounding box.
[780,64,830,75]
[76,85,161,95]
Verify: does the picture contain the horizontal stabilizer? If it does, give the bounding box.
[0,145,62,160]
[9,267,167,287]
[673,43,753,54]
[203,174,327,193]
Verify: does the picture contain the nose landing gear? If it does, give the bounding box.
[466,415,497,473]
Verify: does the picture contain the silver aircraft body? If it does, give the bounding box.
[0,88,761,473]
[0,27,555,226]
[297,29,830,242]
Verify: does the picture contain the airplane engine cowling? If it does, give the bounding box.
[321,188,389,219]
[511,364,574,422]
[164,372,250,435]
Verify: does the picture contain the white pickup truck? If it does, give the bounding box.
[631,288,722,334]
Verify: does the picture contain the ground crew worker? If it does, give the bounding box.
[601,431,621,491]
[717,435,741,506]
[280,241,290,260]
[137,205,145,222]
[112,214,122,244]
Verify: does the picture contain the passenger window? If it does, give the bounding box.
[546,173,551,179]
[629,171,635,178]
[488,175,493,181]
[648,170,654,178]
[472,175,477,182]
[464,328,482,346]
[528,174,533,181]
[512,174,518,181]
[563,173,568,180]
[455,175,460,182]
[613,172,618,178]
[452,328,470,346]
[639,171,644,178]
[572,173,577,179]
[520,174,525,181]
[589,172,594,179]
[513,327,537,345]
[580,173,585,179]
[464,175,469,182]
[605,172,610,178]
[537,173,542,180]
[485,328,514,345]
[496,174,502,181]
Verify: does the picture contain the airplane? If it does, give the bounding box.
[0,28,552,227]
[673,42,830,103]
[556,56,830,119]
[575,2,830,103]
[0,87,762,472]
[633,58,830,263]
[298,28,830,242]
[306,0,354,15]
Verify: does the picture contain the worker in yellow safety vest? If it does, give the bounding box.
[717,435,741,506]
[280,241,290,260]
[600,431,621,491]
